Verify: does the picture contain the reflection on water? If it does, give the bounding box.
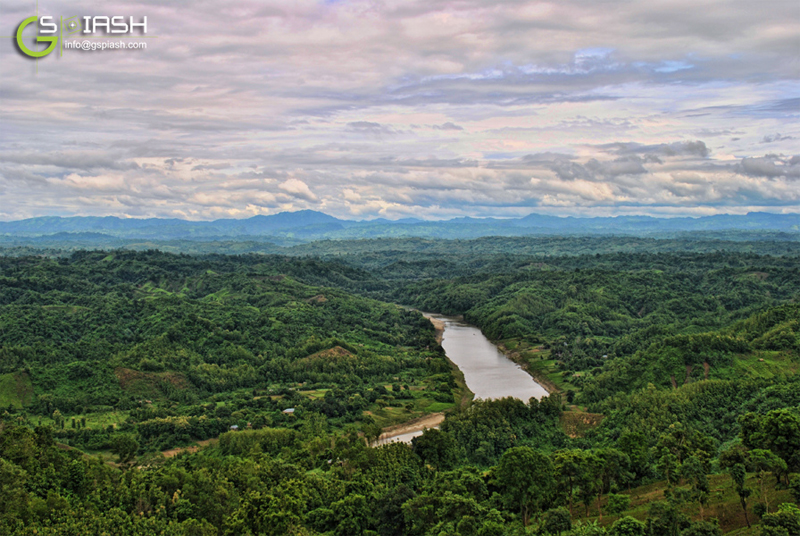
[375,314,549,445]
[428,314,549,402]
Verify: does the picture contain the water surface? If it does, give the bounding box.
[376,314,548,445]
[428,314,549,401]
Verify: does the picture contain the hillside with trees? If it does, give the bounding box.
[0,244,798,535]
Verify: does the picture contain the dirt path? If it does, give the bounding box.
[376,412,445,442]
[162,438,217,458]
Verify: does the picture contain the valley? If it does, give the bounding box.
[0,237,798,535]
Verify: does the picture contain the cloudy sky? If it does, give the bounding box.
[1,0,798,221]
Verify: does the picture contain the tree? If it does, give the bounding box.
[610,516,646,536]
[376,484,415,536]
[789,476,800,505]
[730,463,752,528]
[740,410,800,478]
[656,422,691,464]
[646,498,690,536]
[656,448,681,488]
[0,458,30,523]
[52,409,64,429]
[719,442,749,469]
[760,503,800,536]
[607,493,630,515]
[617,430,649,483]
[553,449,583,515]
[361,422,382,445]
[541,507,571,535]
[577,452,601,518]
[596,448,630,519]
[570,521,608,536]
[330,494,370,536]
[411,429,458,471]
[492,446,555,526]
[681,456,709,520]
[748,449,787,514]
[111,434,139,465]
[679,520,721,536]
[760,410,800,475]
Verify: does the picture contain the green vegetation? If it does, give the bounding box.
[0,251,448,452]
[0,372,33,409]
[0,240,798,534]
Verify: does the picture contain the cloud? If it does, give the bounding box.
[432,122,464,131]
[278,178,318,201]
[585,157,649,177]
[761,133,795,143]
[347,121,383,130]
[739,156,800,178]
[0,0,797,220]
[602,141,710,158]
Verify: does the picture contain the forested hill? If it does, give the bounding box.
[3,234,800,263]
[1,247,799,535]
[381,250,800,400]
[0,251,453,452]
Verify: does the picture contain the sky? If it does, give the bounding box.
[1,0,798,221]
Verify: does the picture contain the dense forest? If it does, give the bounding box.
[0,239,798,535]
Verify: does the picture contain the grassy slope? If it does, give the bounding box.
[0,372,34,408]
[576,473,795,533]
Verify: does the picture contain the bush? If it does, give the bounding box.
[790,476,800,504]
[568,521,606,536]
[680,520,721,536]
[541,507,571,535]
[606,493,630,515]
[609,516,645,536]
[761,504,800,536]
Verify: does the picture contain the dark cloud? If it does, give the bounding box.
[348,121,382,129]
[761,133,795,143]
[191,163,233,171]
[432,122,464,131]
[602,141,710,158]
[738,156,800,178]
[0,151,140,171]
[586,157,649,177]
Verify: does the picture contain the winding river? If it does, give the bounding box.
[375,314,548,445]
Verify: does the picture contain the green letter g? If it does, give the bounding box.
[16,16,58,58]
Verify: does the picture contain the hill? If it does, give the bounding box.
[1,210,798,243]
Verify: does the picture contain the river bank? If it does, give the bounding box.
[423,313,474,409]
[429,315,445,344]
[376,313,549,444]
[374,412,445,445]
[496,342,559,395]
[428,309,557,396]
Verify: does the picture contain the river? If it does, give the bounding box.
[375,314,548,445]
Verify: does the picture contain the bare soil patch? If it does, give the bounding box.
[377,412,445,442]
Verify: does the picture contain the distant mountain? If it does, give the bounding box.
[0,210,797,242]
[212,210,343,235]
[0,210,344,240]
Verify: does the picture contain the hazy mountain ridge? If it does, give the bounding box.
[1,210,798,241]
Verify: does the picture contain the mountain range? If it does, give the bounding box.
[0,210,798,243]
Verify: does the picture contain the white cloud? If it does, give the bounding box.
[278,178,317,201]
[0,0,797,219]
